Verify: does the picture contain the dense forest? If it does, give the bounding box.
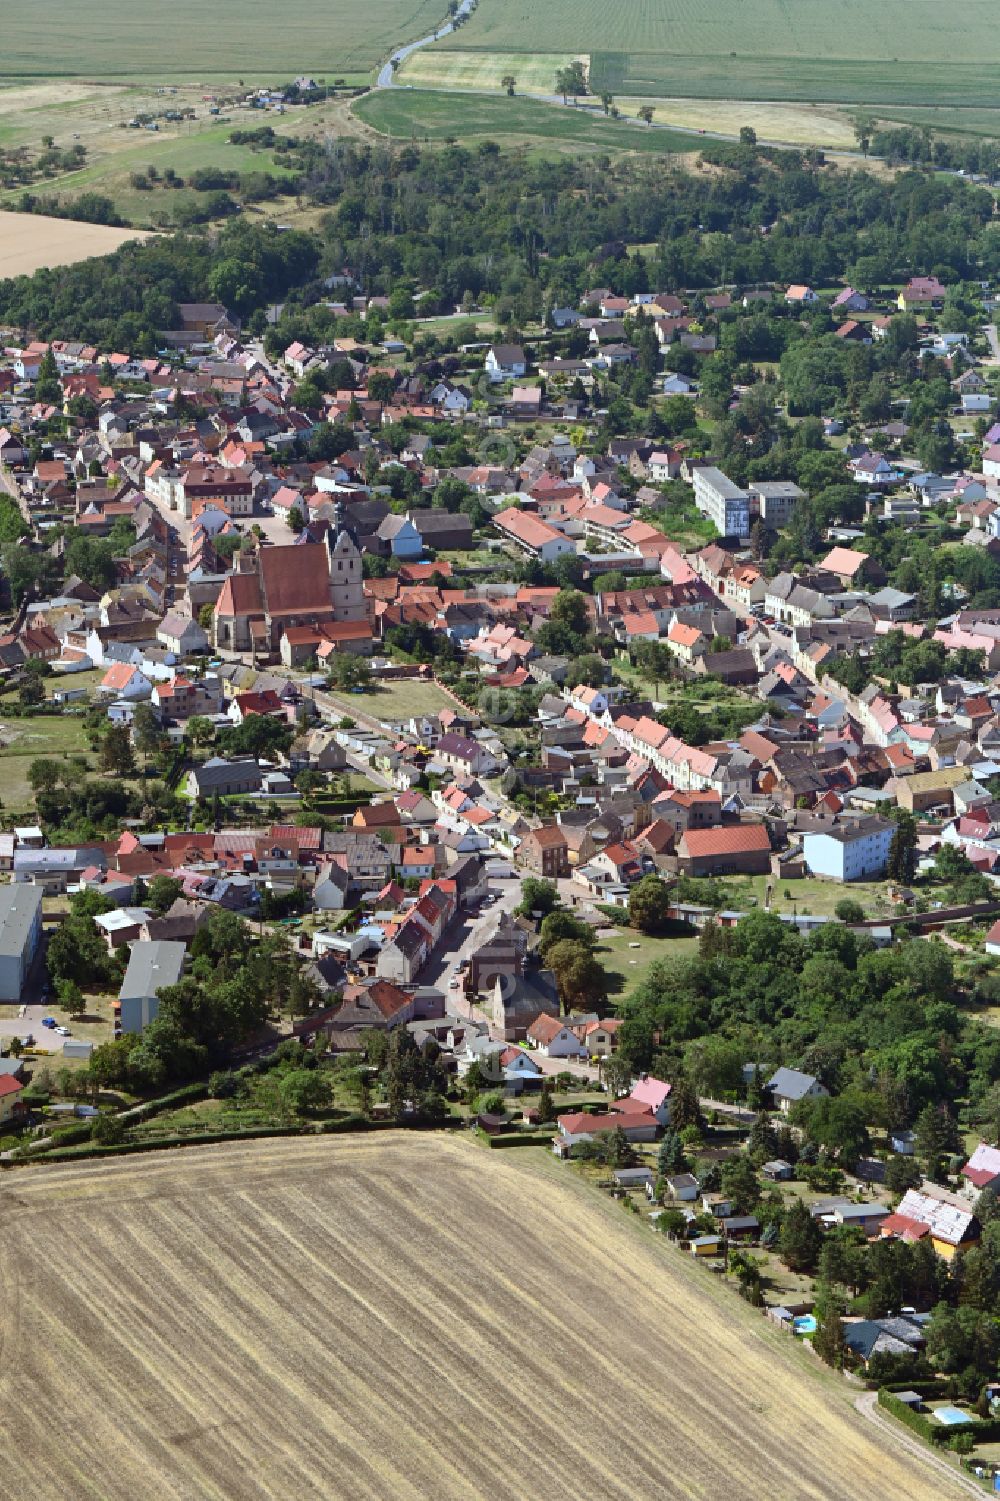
[0,140,997,348]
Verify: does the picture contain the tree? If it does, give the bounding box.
[628,874,672,935]
[280,1067,332,1116]
[145,875,183,915]
[887,810,917,885]
[720,1154,761,1215]
[600,92,613,115]
[812,1284,848,1368]
[555,60,588,102]
[638,105,654,126]
[18,674,45,707]
[516,878,558,918]
[186,715,215,750]
[667,1074,702,1131]
[538,909,594,958]
[27,758,61,794]
[885,1154,923,1198]
[55,978,86,1019]
[501,74,516,96]
[854,112,875,158]
[657,1128,687,1177]
[546,939,608,1013]
[780,1197,822,1273]
[834,898,865,924]
[738,125,757,146]
[131,702,164,765]
[538,1080,555,1121]
[91,1112,126,1145]
[914,1101,960,1176]
[99,723,136,778]
[35,346,62,403]
[327,653,371,692]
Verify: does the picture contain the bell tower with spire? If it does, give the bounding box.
[326,501,366,622]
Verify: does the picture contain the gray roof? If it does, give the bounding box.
[191,757,262,791]
[0,885,42,960]
[119,940,186,1003]
[766,1066,820,1101]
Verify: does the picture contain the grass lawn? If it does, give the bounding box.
[722,873,897,920]
[46,668,105,698]
[0,713,94,811]
[353,89,698,157]
[327,679,457,723]
[755,1248,817,1307]
[596,925,700,1001]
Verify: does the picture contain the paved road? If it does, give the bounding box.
[984,323,1000,363]
[422,877,521,1010]
[853,1391,982,1497]
[377,0,476,88]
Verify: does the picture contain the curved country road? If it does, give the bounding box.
[853,1391,985,1497]
[377,0,476,88]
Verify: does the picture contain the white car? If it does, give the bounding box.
[55,1026,71,1036]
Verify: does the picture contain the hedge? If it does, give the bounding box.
[877,1389,998,1446]
[30,1123,311,1163]
[121,1081,209,1125]
[487,1132,554,1148]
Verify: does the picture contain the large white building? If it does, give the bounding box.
[801,817,894,882]
[0,885,43,1001]
[692,467,750,538]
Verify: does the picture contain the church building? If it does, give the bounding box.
[213,513,367,656]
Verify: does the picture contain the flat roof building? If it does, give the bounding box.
[0,885,43,1001]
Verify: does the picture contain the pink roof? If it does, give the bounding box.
[629,1076,672,1111]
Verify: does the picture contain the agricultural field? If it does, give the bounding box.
[0,1133,958,1499]
[0,208,151,276]
[354,89,696,156]
[430,0,1000,105]
[4,0,445,80]
[396,57,861,149]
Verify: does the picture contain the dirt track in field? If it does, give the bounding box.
[0,1134,965,1500]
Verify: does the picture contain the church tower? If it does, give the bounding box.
[326,502,366,622]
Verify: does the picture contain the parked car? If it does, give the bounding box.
[56,1026,71,1036]
[41,1017,56,1029]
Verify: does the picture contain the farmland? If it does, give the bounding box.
[0,208,151,275]
[430,0,1000,105]
[3,0,445,80]
[0,1133,959,1500]
[354,89,696,156]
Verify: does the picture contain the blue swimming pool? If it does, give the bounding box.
[935,1406,972,1426]
[792,1315,817,1336]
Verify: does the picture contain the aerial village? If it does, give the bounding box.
[5,272,1000,1463]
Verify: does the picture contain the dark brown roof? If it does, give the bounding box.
[259,542,330,616]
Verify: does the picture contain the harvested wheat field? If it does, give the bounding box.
[0,210,151,276]
[0,1134,963,1500]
